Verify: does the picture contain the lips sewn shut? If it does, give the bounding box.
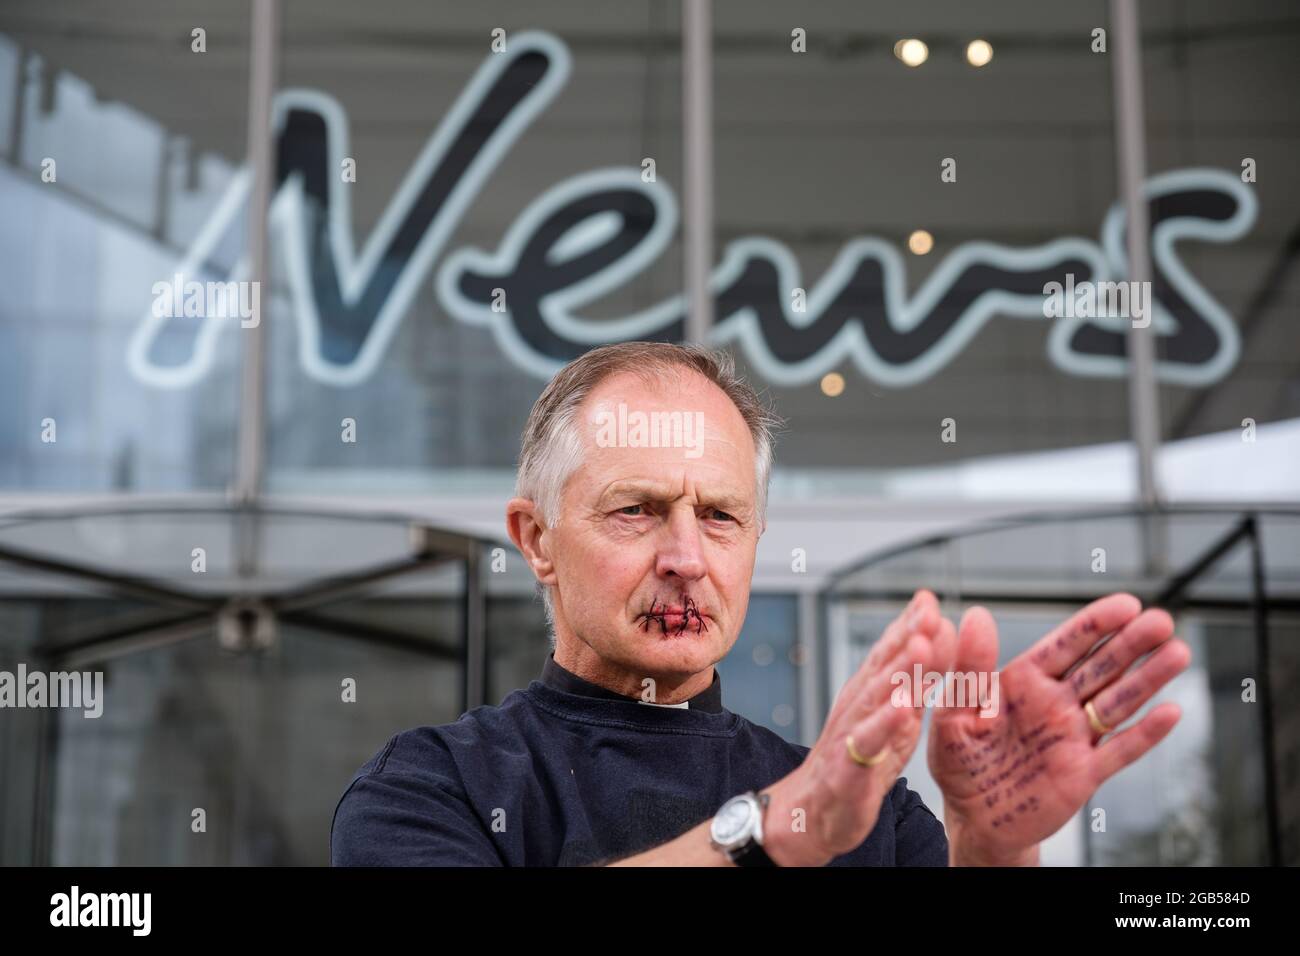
[637,595,709,635]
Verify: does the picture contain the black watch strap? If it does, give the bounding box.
[731,837,778,867]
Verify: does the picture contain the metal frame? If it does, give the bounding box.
[682,0,714,345]
[825,503,1300,591]
[1152,514,1281,867]
[1110,0,1163,511]
[0,503,486,666]
[234,0,279,509]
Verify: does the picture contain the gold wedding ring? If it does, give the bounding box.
[1084,700,1112,735]
[845,734,888,767]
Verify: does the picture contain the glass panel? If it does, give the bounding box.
[487,596,551,706]
[47,621,458,865]
[717,593,800,735]
[1140,0,1300,440]
[1085,611,1262,866]
[712,0,1131,490]
[0,508,478,864]
[0,2,250,491]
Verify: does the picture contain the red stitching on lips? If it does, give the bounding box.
[637,595,710,634]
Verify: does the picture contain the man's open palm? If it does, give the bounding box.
[927,594,1191,860]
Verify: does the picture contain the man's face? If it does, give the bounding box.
[538,370,762,682]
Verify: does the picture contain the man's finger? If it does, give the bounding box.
[831,687,917,796]
[1090,701,1181,783]
[928,607,998,726]
[1084,639,1191,740]
[837,589,938,709]
[846,628,936,726]
[952,605,999,675]
[1067,608,1175,702]
[1026,593,1142,678]
[930,614,959,679]
[865,589,938,672]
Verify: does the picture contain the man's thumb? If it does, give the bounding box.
[954,606,999,676]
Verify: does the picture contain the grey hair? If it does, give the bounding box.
[514,342,785,640]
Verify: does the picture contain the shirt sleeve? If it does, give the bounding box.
[330,767,505,866]
[891,776,949,866]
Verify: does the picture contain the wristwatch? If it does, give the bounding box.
[709,790,778,866]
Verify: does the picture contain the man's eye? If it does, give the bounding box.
[709,509,735,522]
[618,504,644,516]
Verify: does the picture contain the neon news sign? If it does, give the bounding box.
[127,31,1257,390]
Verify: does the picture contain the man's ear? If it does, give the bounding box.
[506,497,557,586]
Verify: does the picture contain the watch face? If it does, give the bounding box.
[712,796,754,845]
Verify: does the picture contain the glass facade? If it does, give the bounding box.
[0,1,1297,865]
[1,10,250,491]
[5,1,1296,494]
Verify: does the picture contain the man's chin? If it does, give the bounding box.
[624,620,722,668]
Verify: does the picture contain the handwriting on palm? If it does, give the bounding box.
[928,594,1190,855]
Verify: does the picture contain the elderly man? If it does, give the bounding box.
[331,341,1189,866]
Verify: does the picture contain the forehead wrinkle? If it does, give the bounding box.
[595,477,752,513]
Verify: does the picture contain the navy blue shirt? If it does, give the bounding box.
[330,653,948,866]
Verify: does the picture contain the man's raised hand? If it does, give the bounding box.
[927,593,1191,865]
[765,589,956,866]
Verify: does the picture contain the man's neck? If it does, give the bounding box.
[553,640,715,706]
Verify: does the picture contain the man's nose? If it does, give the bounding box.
[654,506,707,582]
